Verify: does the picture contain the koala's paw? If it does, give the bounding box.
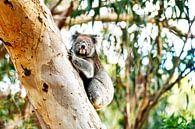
[83,70,94,79]
[72,59,81,68]
[88,92,104,110]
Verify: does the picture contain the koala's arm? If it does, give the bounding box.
[71,53,94,78]
[87,69,114,110]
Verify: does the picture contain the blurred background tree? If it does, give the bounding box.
[0,0,195,129]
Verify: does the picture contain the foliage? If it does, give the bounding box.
[0,53,15,83]
[159,114,195,129]
[17,116,38,129]
[0,92,37,128]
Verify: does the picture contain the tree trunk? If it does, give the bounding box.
[0,0,102,129]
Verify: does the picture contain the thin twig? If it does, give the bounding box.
[57,1,74,29]
[51,0,63,14]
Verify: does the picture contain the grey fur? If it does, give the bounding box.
[70,32,114,110]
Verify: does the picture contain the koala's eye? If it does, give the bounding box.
[80,41,86,44]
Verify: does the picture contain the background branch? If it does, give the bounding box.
[51,0,63,14]
[61,13,195,39]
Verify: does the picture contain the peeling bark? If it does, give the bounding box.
[0,0,101,129]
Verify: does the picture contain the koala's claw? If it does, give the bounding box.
[67,51,73,60]
[67,49,72,55]
[89,93,104,110]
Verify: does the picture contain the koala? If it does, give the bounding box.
[69,32,114,110]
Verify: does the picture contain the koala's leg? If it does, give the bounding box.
[72,55,94,78]
[87,70,114,110]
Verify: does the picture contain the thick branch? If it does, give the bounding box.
[64,13,138,25]
[0,0,101,129]
[62,13,195,39]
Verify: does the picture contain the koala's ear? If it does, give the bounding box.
[72,31,80,41]
[90,34,98,44]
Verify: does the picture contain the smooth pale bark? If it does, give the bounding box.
[0,0,101,129]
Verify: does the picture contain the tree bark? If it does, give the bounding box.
[0,0,101,129]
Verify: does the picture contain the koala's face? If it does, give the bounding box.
[72,32,97,57]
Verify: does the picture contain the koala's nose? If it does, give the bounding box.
[81,44,85,49]
[81,42,86,49]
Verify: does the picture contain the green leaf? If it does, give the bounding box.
[86,0,93,11]
[153,0,158,4]
[110,3,119,14]
[185,93,189,109]
[71,10,83,18]
[175,0,184,17]
[92,7,100,26]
